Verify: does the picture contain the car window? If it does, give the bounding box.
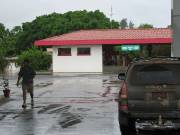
[129,64,180,85]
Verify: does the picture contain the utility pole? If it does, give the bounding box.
[172,0,180,57]
[110,6,113,29]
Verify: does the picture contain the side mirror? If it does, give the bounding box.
[118,73,125,80]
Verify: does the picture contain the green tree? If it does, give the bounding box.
[119,18,128,29]
[0,23,9,73]
[0,23,21,57]
[0,23,7,39]
[129,21,134,29]
[8,26,23,56]
[0,23,8,48]
[15,10,119,53]
[138,23,154,28]
[0,47,8,74]
[16,47,52,71]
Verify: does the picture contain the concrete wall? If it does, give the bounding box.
[53,45,103,73]
[172,0,180,57]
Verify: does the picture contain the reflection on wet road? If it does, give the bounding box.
[0,74,121,135]
[1,74,178,135]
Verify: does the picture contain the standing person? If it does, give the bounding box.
[16,59,36,108]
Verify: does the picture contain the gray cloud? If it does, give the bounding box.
[0,0,171,29]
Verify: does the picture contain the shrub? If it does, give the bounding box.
[0,48,8,74]
[16,47,52,71]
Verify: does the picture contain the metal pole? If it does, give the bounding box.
[172,0,180,57]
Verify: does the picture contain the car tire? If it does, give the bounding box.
[120,125,129,135]
[120,119,136,135]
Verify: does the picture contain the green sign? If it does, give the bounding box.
[121,45,140,51]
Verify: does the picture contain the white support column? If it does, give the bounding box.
[172,0,180,57]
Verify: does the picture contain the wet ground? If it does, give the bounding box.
[0,74,121,135]
[0,74,179,135]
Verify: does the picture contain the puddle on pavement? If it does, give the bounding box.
[109,80,120,84]
[101,86,111,97]
[37,104,83,128]
[38,104,71,114]
[34,82,53,88]
[103,79,108,82]
[77,108,91,112]
[0,98,16,106]
[0,110,17,115]
[0,115,6,120]
[59,112,82,128]
[37,90,53,97]
[101,99,114,103]
[103,80,120,85]
[12,115,19,119]
[0,109,34,120]
[48,105,71,114]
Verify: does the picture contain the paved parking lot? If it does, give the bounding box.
[1,74,178,135]
[0,74,121,135]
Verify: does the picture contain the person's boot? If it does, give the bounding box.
[22,103,27,108]
[31,99,34,106]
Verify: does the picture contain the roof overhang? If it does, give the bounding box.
[35,38,172,46]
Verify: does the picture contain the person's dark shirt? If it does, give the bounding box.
[18,65,36,84]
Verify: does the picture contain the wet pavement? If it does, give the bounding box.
[1,74,179,135]
[0,74,121,135]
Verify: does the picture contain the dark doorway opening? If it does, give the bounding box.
[102,44,171,73]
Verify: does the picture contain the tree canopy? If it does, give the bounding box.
[0,23,9,72]
[1,10,158,58]
[138,23,154,28]
[16,47,52,71]
[119,18,128,29]
[129,21,134,29]
[15,10,119,53]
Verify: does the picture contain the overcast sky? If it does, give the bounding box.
[0,0,171,29]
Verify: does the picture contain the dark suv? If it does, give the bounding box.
[118,58,180,135]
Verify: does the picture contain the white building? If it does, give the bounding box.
[52,45,102,72]
[35,29,172,73]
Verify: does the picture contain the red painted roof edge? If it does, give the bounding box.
[35,38,172,46]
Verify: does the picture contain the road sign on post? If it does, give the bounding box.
[121,45,140,52]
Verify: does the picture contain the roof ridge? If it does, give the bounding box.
[76,28,171,31]
[43,30,83,40]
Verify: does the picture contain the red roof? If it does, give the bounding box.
[34,28,172,46]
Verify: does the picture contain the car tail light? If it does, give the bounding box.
[119,82,128,111]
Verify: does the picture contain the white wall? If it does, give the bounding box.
[53,45,103,73]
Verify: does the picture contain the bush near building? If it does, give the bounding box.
[0,48,8,74]
[16,47,52,71]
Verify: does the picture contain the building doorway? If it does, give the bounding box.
[102,45,126,73]
[102,44,171,73]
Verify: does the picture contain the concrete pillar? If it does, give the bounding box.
[172,0,180,57]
